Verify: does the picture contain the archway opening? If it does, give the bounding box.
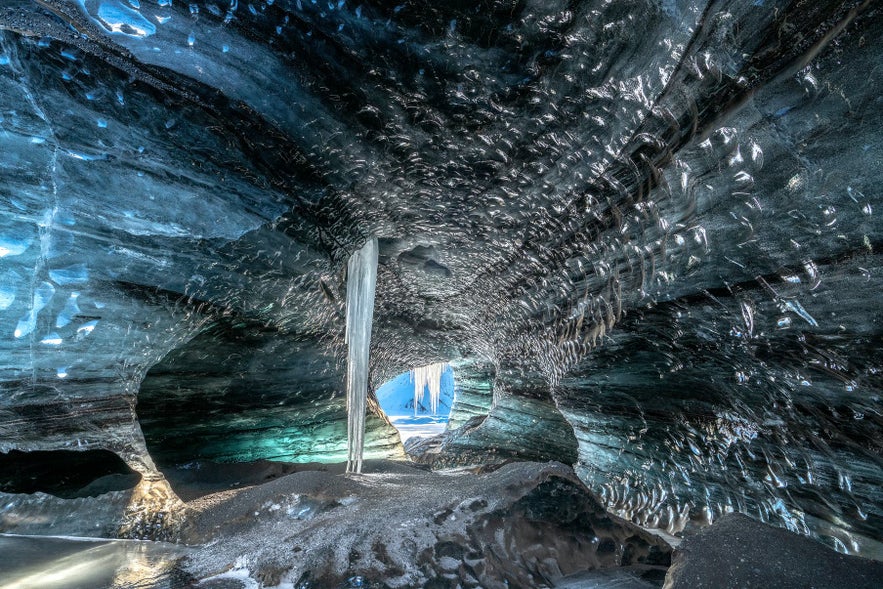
[376,363,455,443]
[137,323,406,499]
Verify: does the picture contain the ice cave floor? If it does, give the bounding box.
[1,459,881,589]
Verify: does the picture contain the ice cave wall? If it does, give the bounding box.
[0,0,880,554]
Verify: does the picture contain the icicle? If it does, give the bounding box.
[411,362,448,415]
[345,237,378,474]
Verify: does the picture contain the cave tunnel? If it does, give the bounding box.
[137,322,404,487]
[0,0,882,587]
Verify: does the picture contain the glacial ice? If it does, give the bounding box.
[0,0,879,570]
[345,237,378,474]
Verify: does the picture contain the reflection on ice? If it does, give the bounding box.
[0,236,31,258]
[0,534,188,589]
[556,566,665,589]
[56,293,80,328]
[13,282,55,339]
[76,320,99,338]
[39,332,63,345]
[49,264,89,286]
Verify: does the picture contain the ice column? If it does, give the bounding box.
[411,362,448,415]
[345,237,378,474]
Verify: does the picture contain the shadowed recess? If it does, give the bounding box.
[0,449,141,498]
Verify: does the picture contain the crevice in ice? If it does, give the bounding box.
[345,237,378,474]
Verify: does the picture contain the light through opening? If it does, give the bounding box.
[376,364,455,443]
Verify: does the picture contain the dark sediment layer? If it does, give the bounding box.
[665,513,883,589]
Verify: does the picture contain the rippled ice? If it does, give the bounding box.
[0,0,879,564]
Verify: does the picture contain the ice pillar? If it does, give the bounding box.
[345,237,378,474]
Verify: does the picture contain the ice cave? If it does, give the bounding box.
[0,0,881,587]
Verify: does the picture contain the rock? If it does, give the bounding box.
[664,514,883,589]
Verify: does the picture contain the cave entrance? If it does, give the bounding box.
[376,363,455,443]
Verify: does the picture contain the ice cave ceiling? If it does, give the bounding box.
[0,0,880,556]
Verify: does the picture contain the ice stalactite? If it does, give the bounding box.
[411,362,448,415]
[345,237,378,474]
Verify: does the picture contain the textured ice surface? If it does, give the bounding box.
[0,0,880,557]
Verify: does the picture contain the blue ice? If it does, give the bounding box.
[49,264,89,286]
[40,332,63,345]
[56,293,81,328]
[0,236,32,258]
[13,282,55,339]
[0,285,15,311]
[75,0,157,38]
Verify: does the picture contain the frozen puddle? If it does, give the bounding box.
[0,534,190,589]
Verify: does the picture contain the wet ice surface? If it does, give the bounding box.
[0,534,190,589]
[554,567,664,588]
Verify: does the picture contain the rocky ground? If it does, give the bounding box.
[179,460,671,589]
[664,513,883,589]
[2,459,882,588]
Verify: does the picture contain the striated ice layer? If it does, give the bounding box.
[137,324,403,469]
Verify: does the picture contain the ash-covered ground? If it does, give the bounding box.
[3,458,882,588]
[180,460,671,589]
